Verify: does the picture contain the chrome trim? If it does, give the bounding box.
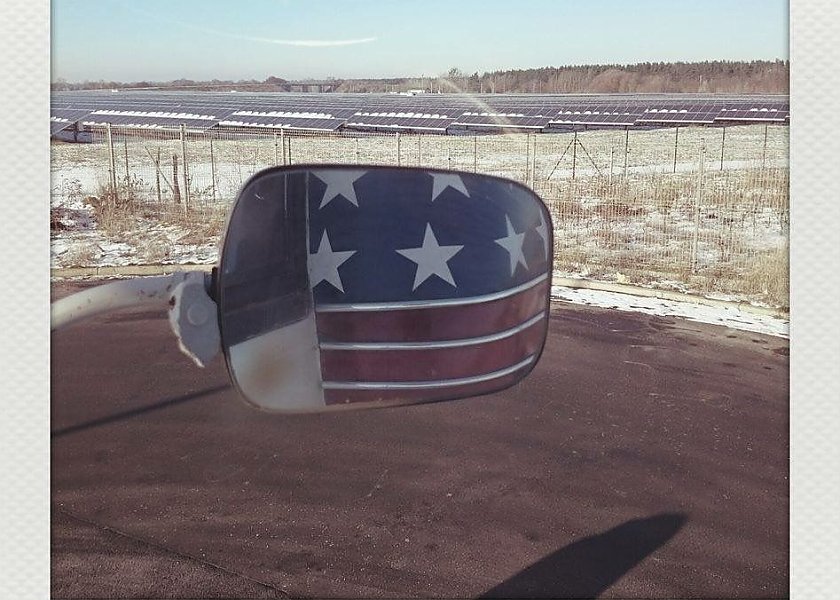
[319,312,545,351]
[316,273,548,313]
[322,355,535,390]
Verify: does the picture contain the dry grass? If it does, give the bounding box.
[86,177,144,235]
[62,242,98,267]
[547,166,789,307]
[739,248,789,309]
[81,176,229,268]
[151,201,228,240]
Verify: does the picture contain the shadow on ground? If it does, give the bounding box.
[479,512,687,599]
[51,384,231,439]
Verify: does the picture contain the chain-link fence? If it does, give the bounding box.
[50,123,789,306]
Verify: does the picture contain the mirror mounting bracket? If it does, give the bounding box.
[167,271,221,368]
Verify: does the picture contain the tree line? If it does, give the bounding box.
[52,60,788,94]
[342,60,789,94]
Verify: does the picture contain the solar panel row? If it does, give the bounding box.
[451,113,553,129]
[344,116,454,132]
[219,115,345,131]
[81,114,220,131]
[51,92,790,135]
[715,107,789,122]
[548,104,645,127]
[51,108,94,121]
[637,108,725,125]
[50,119,78,135]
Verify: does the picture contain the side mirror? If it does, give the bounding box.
[218,165,553,413]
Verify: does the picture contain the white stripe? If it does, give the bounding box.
[316,273,548,313]
[322,355,535,390]
[319,312,544,350]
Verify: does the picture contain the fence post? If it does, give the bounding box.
[609,147,614,187]
[691,139,706,273]
[531,134,537,185]
[623,128,629,178]
[473,135,478,173]
[180,124,190,212]
[274,132,278,165]
[396,132,401,166]
[172,154,181,205]
[571,130,578,180]
[761,125,768,170]
[525,133,531,184]
[155,147,162,204]
[281,128,287,165]
[210,138,217,203]
[123,136,130,182]
[672,126,679,173]
[720,126,726,171]
[106,123,118,202]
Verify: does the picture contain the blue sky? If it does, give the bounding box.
[51,0,789,82]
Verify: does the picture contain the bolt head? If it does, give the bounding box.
[187,302,209,326]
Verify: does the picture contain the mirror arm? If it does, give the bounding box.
[51,274,181,330]
[51,271,221,368]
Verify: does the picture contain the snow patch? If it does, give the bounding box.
[551,285,788,339]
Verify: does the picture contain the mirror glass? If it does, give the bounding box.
[218,165,553,413]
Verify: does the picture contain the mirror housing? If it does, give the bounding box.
[217,165,553,413]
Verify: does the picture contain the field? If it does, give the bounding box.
[50,124,789,307]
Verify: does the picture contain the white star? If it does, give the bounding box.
[311,169,366,208]
[535,212,550,259]
[495,216,528,276]
[308,231,356,293]
[430,172,470,201]
[396,224,464,291]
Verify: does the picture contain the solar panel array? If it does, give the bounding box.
[51,92,789,137]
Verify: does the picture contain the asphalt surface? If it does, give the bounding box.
[51,280,789,598]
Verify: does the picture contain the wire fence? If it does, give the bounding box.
[50,123,789,306]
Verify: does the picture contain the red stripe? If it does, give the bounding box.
[315,279,548,343]
[323,369,528,407]
[319,318,544,382]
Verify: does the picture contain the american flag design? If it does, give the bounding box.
[219,166,552,413]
